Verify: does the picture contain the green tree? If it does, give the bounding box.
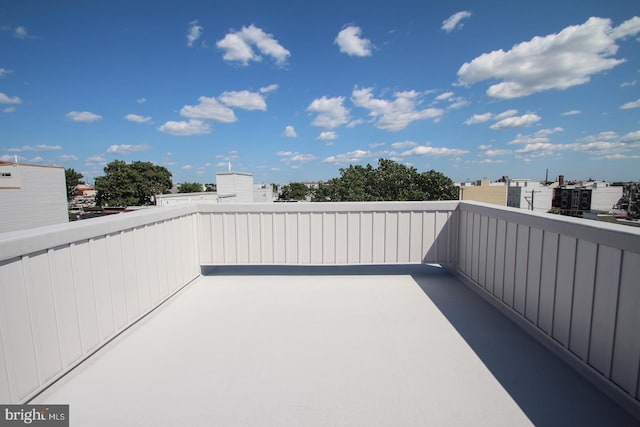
[178,182,203,193]
[64,168,84,201]
[279,182,311,201]
[312,159,458,202]
[95,160,172,207]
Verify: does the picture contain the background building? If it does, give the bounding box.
[458,179,507,205]
[0,161,68,233]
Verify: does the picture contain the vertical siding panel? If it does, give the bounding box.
[249,214,262,263]
[409,212,423,263]
[0,328,12,402]
[199,214,212,264]
[223,214,237,264]
[273,213,286,264]
[261,213,274,264]
[70,242,100,353]
[360,212,373,264]
[335,212,348,264]
[513,225,530,315]
[285,213,298,264]
[384,212,398,263]
[298,213,311,264]
[589,245,621,377]
[457,211,468,273]
[106,234,127,330]
[611,251,640,396]
[212,214,225,264]
[493,219,507,300]
[0,259,39,401]
[471,213,481,282]
[436,211,450,263]
[155,222,170,298]
[423,212,436,263]
[170,218,183,288]
[347,212,360,264]
[310,213,323,264]
[236,213,250,264]
[502,222,518,308]
[538,232,559,335]
[464,212,473,275]
[372,212,385,263]
[553,235,577,348]
[133,228,151,312]
[322,213,335,264]
[89,238,115,341]
[49,247,82,367]
[397,212,411,263]
[121,231,140,320]
[525,228,543,324]
[478,215,489,288]
[144,226,160,305]
[569,240,598,361]
[485,217,497,295]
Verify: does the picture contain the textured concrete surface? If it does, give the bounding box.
[34,265,637,426]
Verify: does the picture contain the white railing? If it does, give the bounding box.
[197,202,459,266]
[456,201,640,415]
[1,200,640,416]
[0,206,200,403]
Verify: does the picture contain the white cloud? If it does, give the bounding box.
[621,130,640,142]
[335,25,373,57]
[508,127,563,144]
[494,109,518,120]
[435,92,454,101]
[307,96,350,129]
[323,150,372,164]
[182,165,193,170]
[7,144,62,152]
[0,68,12,78]
[180,96,237,122]
[107,144,152,154]
[14,26,30,39]
[490,113,541,130]
[66,111,102,123]
[0,92,21,104]
[136,97,147,104]
[86,155,106,164]
[260,84,279,93]
[562,110,582,116]
[369,142,385,148]
[187,20,203,47]
[464,112,493,125]
[317,131,337,141]
[284,125,297,138]
[442,11,472,32]
[58,154,78,162]
[3,107,16,113]
[216,24,290,66]
[158,119,211,136]
[125,113,152,123]
[391,141,417,149]
[620,98,640,109]
[483,149,512,157]
[620,80,637,87]
[401,145,469,157]
[219,90,266,111]
[352,87,443,131]
[458,17,640,98]
[277,151,315,163]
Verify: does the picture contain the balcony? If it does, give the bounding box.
[1,201,639,425]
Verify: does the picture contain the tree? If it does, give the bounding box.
[64,168,84,201]
[312,159,458,202]
[95,160,172,207]
[178,182,203,193]
[279,182,311,201]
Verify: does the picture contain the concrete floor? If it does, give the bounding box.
[34,265,637,426]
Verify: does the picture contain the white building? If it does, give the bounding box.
[0,161,68,233]
[507,180,555,213]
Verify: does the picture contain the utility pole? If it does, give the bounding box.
[524,189,540,211]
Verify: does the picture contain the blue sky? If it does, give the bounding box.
[1,1,639,185]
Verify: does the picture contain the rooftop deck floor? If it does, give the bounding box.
[33,265,636,426]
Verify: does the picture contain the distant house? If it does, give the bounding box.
[0,161,68,233]
[458,179,507,206]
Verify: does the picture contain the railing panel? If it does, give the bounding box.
[456,201,640,414]
[0,206,199,403]
[611,251,640,397]
[197,202,459,266]
[588,245,621,377]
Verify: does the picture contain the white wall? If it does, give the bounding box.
[155,192,218,206]
[0,163,68,233]
[216,172,254,203]
[591,187,623,211]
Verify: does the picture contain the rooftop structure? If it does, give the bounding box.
[0,161,68,233]
[1,201,639,425]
